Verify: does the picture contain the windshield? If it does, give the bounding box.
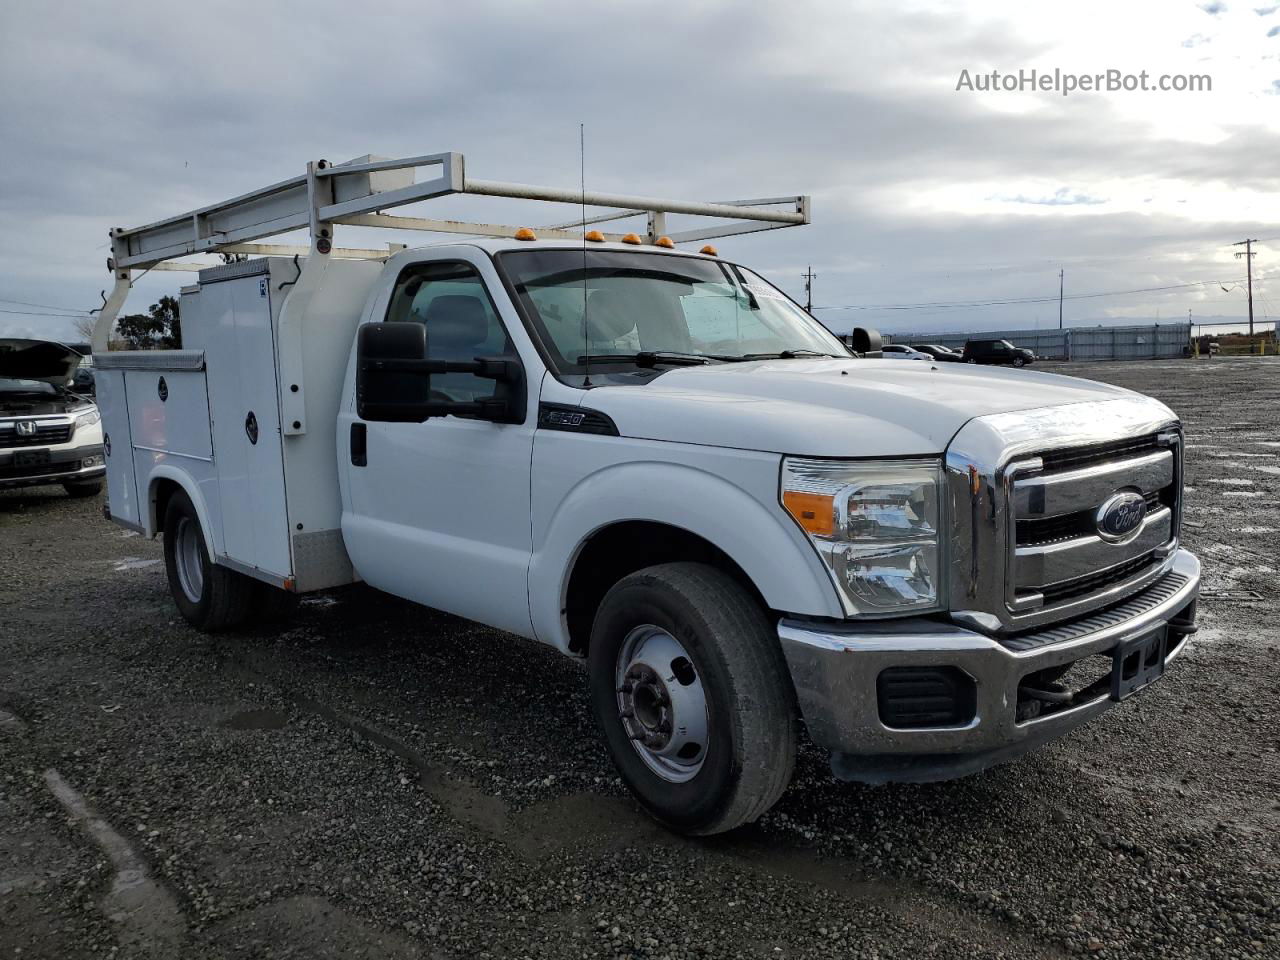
[498,250,848,380]
[0,378,56,395]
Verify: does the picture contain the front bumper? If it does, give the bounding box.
[779,548,1200,784]
[0,444,105,489]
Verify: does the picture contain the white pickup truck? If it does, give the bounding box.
[93,153,1200,834]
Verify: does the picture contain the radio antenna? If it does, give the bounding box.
[580,122,592,388]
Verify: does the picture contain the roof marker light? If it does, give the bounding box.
[699,244,719,256]
[621,233,643,245]
[585,230,606,242]
[655,236,675,248]
[514,227,537,241]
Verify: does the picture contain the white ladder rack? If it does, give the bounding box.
[94,151,809,352]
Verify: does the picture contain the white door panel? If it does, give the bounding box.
[340,249,539,638]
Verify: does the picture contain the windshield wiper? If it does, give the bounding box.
[742,349,842,360]
[575,351,716,368]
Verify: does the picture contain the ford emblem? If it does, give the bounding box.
[1095,491,1147,542]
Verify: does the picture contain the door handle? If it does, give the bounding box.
[350,422,367,467]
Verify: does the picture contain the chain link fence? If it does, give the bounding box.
[881,324,1191,361]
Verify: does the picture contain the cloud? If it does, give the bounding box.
[997,188,1108,206]
[1200,1,1228,14]
[1269,24,1280,34]
[0,0,1275,341]
[1256,4,1279,14]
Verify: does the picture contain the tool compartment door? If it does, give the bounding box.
[194,271,292,579]
[96,368,141,527]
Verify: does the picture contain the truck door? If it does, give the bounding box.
[339,254,537,638]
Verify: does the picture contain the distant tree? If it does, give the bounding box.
[116,295,181,349]
[70,313,97,343]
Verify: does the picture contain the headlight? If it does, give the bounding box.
[782,458,943,615]
[76,409,100,428]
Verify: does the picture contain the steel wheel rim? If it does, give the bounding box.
[174,516,205,603]
[615,625,709,783]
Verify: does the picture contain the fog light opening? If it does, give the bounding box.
[876,666,976,729]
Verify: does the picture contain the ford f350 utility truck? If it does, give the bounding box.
[93,152,1200,834]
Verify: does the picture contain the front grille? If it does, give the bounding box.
[0,459,80,480]
[1017,489,1165,546]
[0,423,73,448]
[1006,426,1181,626]
[1037,433,1161,473]
[1039,552,1157,605]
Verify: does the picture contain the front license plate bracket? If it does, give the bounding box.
[1111,628,1168,701]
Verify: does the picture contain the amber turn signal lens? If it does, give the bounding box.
[514,227,537,241]
[621,233,643,245]
[699,244,718,256]
[584,230,605,242]
[655,236,675,248]
[782,491,835,537]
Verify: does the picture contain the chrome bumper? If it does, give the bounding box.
[0,445,105,489]
[779,549,1200,784]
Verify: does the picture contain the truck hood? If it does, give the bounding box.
[0,338,82,387]
[585,358,1146,457]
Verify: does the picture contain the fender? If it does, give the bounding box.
[528,458,845,652]
[145,465,222,561]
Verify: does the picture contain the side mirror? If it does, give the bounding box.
[355,322,526,424]
[849,327,882,358]
[356,322,431,422]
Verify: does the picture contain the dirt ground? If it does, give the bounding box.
[1,357,1277,959]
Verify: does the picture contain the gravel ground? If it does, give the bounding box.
[1,356,1277,959]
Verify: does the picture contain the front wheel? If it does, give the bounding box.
[63,480,102,498]
[966,357,977,364]
[1013,356,1026,367]
[588,563,797,835]
[163,490,255,632]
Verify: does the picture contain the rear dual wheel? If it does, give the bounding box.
[162,490,256,632]
[588,562,797,835]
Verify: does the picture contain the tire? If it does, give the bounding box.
[162,489,255,632]
[966,357,977,364]
[63,480,102,498]
[1013,356,1026,368]
[588,562,797,835]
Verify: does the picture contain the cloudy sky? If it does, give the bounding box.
[2,0,1278,343]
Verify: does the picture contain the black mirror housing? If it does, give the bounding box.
[849,327,882,358]
[357,322,432,422]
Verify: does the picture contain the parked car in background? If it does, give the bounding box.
[881,343,931,360]
[912,343,962,362]
[0,339,106,496]
[961,338,1035,367]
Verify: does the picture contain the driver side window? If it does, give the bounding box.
[384,261,513,403]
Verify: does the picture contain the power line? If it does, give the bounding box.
[0,307,90,319]
[0,297,91,314]
[813,276,1250,312]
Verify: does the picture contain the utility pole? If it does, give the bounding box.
[1233,239,1257,337]
[1058,269,1064,330]
[803,265,816,313]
